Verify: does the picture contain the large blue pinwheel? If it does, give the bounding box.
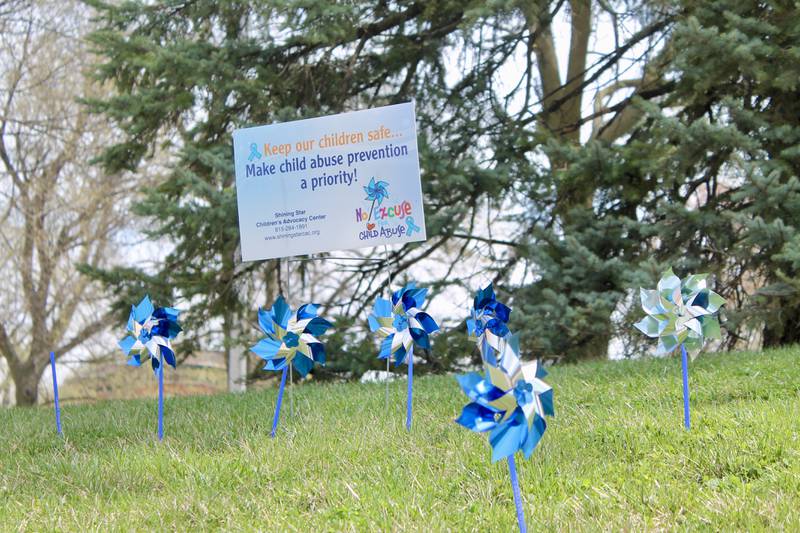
[456,286,554,533]
[634,267,725,429]
[467,283,512,365]
[368,282,439,430]
[456,354,554,462]
[118,295,182,440]
[251,295,332,437]
[363,177,389,222]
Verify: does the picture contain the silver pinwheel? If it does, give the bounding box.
[634,268,725,429]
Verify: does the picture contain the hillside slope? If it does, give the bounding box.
[1,348,799,531]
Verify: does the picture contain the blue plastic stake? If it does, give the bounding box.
[680,344,691,430]
[385,357,390,411]
[158,353,164,441]
[270,366,288,438]
[406,346,414,431]
[508,455,527,533]
[49,352,62,436]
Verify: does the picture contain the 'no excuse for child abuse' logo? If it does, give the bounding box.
[356,177,421,241]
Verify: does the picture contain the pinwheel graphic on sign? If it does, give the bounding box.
[634,268,725,429]
[363,177,389,223]
[118,295,182,441]
[456,338,553,533]
[368,282,439,431]
[467,283,512,365]
[250,296,332,438]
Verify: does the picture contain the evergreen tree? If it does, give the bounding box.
[85,0,800,370]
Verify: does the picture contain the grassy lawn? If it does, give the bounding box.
[1,347,799,531]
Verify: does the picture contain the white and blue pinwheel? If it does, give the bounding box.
[467,283,513,365]
[251,295,332,437]
[250,295,333,377]
[368,283,439,366]
[634,268,725,359]
[456,285,554,533]
[456,342,553,462]
[118,295,181,373]
[368,282,439,430]
[118,294,182,440]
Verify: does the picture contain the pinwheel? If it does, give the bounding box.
[368,282,439,430]
[456,341,553,532]
[250,295,332,437]
[634,268,725,429]
[363,177,389,221]
[456,285,554,532]
[118,295,182,440]
[467,283,512,365]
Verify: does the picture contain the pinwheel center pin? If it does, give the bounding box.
[392,314,409,331]
[139,327,153,343]
[284,331,300,348]
[513,381,534,407]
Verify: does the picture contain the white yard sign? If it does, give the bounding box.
[232,102,426,261]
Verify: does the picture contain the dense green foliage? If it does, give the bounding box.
[84,0,800,373]
[513,0,800,358]
[2,347,799,530]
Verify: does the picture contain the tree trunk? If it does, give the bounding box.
[223,311,247,393]
[11,359,40,406]
[228,343,247,393]
[762,301,800,348]
[569,329,611,361]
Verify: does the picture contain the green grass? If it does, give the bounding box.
[2,347,799,531]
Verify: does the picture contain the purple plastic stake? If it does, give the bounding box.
[680,343,691,430]
[508,455,527,533]
[158,353,164,441]
[406,346,414,431]
[270,366,288,438]
[49,352,62,436]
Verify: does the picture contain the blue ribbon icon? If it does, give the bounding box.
[248,143,262,161]
[406,216,421,236]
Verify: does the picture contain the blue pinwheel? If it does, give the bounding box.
[251,295,332,437]
[363,177,389,222]
[119,295,181,372]
[118,295,182,440]
[456,354,553,462]
[455,286,554,533]
[368,282,439,430]
[634,268,725,429]
[467,283,512,365]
